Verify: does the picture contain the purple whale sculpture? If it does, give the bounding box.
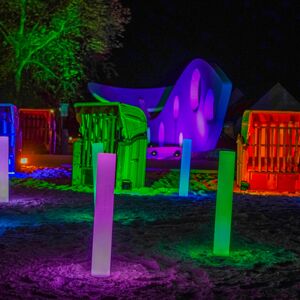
[88,58,232,152]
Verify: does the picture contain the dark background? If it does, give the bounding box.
[105,0,299,99]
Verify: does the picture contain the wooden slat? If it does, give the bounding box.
[276,125,280,172]
[264,125,268,172]
[270,125,274,172]
[251,128,255,170]
[282,125,286,173]
[287,122,292,172]
[258,125,262,172]
[253,124,258,170]
[295,124,299,172]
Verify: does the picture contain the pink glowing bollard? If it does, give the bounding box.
[0,136,9,202]
[91,153,116,277]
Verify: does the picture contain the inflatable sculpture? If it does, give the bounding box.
[72,102,147,190]
[237,110,300,193]
[88,58,232,152]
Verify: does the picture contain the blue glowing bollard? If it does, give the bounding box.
[0,136,9,202]
[92,142,104,203]
[91,153,116,277]
[147,127,151,143]
[213,150,235,256]
[179,139,192,196]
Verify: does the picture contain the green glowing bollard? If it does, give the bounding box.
[179,139,192,197]
[92,142,104,203]
[213,150,236,256]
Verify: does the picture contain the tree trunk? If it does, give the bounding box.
[15,65,24,106]
[14,0,26,106]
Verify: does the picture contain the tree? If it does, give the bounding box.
[0,0,130,106]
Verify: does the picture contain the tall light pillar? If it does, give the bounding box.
[213,150,235,256]
[91,153,116,276]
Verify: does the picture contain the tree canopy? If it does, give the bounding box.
[0,0,130,107]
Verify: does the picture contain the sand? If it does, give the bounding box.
[0,167,299,299]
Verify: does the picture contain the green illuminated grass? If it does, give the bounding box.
[43,208,94,224]
[11,178,93,193]
[11,169,217,196]
[157,232,297,269]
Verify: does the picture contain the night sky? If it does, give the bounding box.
[107,0,299,99]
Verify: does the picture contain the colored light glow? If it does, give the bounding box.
[190,69,201,111]
[173,96,180,119]
[0,136,9,202]
[92,143,104,203]
[203,89,214,120]
[91,153,116,277]
[213,150,235,256]
[196,110,206,138]
[20,157,28,164]
[179,132,183,146]
[158,122,165,147]
[179,139,192,197]
[60,103,69,117]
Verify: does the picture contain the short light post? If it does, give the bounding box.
[179,139,192,196]
[0,136,9,202]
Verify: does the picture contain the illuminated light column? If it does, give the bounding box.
[92,142,104,203]
[213,150,235,256]
[147,127,151,143]
[91,153,116,277]
[179,139,192,196]
[0,136,9,202]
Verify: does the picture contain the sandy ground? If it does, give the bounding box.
[0,167,299,299]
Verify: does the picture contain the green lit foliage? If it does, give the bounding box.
[0,0,130,105]
[157,229,297,269]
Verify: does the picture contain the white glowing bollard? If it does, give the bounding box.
[91,153,116,277]
[92,142,104,203]
[179,139,192,196]
[0,136,9,202]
